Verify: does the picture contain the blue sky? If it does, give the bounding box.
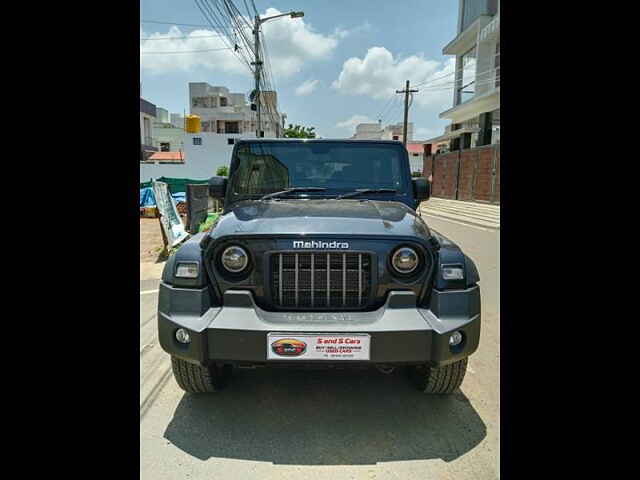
[140,0,458,139]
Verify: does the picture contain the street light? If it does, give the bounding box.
[253,11,304,138]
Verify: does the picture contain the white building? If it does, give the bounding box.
[140,98,158,161]
[170,113,184,129]
[140,82,286,183]
[427,0,500,150]
[155,107,170,124]
[351,122,414,142]
[140,134,238,181]
[189,83,284,138]
[153,108,185,153]
[153,123,185,153]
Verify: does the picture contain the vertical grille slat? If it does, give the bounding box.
[358,253,362,306]
[272,251,371,310]
[311,254,314,307]
[326,253,330,307]
[342,253,346,306]
[279,253,283,305]
[294,253,299,307]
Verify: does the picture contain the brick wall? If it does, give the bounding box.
[423,144,500,204]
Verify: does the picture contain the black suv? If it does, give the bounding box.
[158,139,480,394]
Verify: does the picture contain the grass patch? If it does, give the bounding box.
[198,213,220,232]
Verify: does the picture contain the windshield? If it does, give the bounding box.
[228,141,409,200]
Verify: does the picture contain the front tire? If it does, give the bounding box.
[171,357,231,393]
[409,358,468,394]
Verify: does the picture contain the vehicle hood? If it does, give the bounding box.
[210,199,431,239]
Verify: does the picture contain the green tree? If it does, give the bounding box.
[283,124,316,138]
[216,165,229,177]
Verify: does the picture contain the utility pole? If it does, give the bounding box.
[252,16,263,138]
[251,11,304,139]
[396,80,418,146]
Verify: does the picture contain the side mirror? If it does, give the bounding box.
[413,177,430,202]
[208,176,227,200]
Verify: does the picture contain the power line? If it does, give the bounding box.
[140,33,225,40]
[414,73,500,94]
[375,95,396,122]
[193,0,254,72]
[412,52,500,88]
[140,46,234,54]
[141,19,243,30]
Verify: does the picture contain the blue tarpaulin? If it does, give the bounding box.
[140,187,156,207]
[140,187,186,207]
[171,192,186,204]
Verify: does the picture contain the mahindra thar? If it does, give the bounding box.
[158,139,480,394]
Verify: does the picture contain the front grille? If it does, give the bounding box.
[271,252,371,310]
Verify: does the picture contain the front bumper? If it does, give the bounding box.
[158,285,480,368]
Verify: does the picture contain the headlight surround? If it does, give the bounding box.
[391,247,420,274]
[221,245,249,273]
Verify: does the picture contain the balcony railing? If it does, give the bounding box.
[479,15,500,43]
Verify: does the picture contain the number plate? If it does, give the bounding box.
[267,333,371,361]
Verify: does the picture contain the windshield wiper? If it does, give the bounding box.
[260,187,327,200]
[336,188,397,199]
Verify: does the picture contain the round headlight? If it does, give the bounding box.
[221,246,249,273]
[391,247,419,274]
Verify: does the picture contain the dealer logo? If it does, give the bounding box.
[292,240,349,249]
[271,338,307,357]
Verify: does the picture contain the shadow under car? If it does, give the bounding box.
[163,366,486,465]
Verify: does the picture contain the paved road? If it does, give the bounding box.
[140,213,500,479]
[421,197,500,230]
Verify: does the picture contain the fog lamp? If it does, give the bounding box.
[442,266,464,280]
[449,331,463,347]
[176,262,199,278]
[175,328,191,344]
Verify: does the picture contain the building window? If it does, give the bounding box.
[143,117,151,140]
[225,121,240,134]
[461,0,498,32]
[193,137,202,145]
[160,142,170,152]
[228,138,235,145]
[495,42,500,88]
[220,97,228,107]
[259,131,265,138]
[392,135,399,141]
[457,46,477,104]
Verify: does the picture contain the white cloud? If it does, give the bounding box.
[332,47,456,109]
[335,114,375,130]
[140,26,249,75]
[141,9,342,77]
[415,127,441,139]
[295,79,320,96]
[333,21,372,39]
[259,8,339,76]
